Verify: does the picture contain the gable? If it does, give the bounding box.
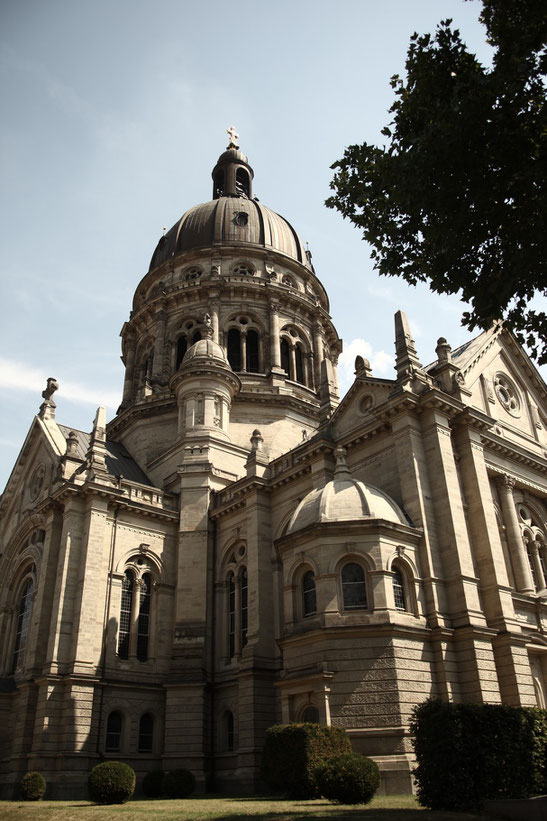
[331,377,394,441]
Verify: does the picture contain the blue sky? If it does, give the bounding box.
[1,0,543,490]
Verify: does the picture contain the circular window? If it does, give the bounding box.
[359,395,374,414]
[235,212,248,227]
[183,267,202,281]
[232,263,254,276]
[29,463,45,501]
[494,373,520,416]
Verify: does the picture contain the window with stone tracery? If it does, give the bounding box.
[518,502,547,592]
[117,560,156,662]
[225,316,262,373]
[224,546,249,660]
[279,326,310,386]
[11,574,35,673]
[175,320,202,369]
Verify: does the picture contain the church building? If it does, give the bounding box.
[1,133,546,798]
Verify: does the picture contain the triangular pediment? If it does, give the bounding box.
[0,416,67,553]
[331,376,395,440]
[448,327,546,446]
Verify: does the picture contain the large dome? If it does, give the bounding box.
[149,147,311,272]
[149,197,309,272]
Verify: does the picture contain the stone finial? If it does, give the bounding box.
[250,428,264,451]
[226,125,239,149]
[394,311,422,375]
[66,430,79,456]
[202,313,214,339]
[333,446,352,480]
[435,337,452,363]
[39,377,59,419]
[85,406,114,485]
[355,356,372,377]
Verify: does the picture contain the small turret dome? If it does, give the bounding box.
[181,337,228,367]
[287,447,407,534]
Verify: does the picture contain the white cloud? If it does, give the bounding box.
[338,338,394,398]
[0,358,120,410]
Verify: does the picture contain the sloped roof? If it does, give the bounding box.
[57,425,151,485]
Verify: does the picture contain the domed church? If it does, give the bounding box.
[1,130,547,798]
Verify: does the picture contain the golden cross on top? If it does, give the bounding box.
[226,125,239,149]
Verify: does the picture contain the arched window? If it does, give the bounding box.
[137,574,151,662]
[392,566,406,611]
[214,169,225,198]
[280,338,290,377]
[279,327,309,386]
[11,577,34,673]
[176,336,188,369]
[301,705,320,723]
[117,563,155,662]
[117,570,134,660]
[225,710,234,751]
[227,329,241,371]
[105,711,123,752]
[138,713,154,753]
[341,563,367,610]
[295,344,304,384]
[302,570,316,617]
[246,330,259,372]
[235,168,250,197]
[240,568,248,649]
[228,572,236,658]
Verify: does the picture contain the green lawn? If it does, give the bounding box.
[0,795,502,821]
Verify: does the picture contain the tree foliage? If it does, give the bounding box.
[327,0,547,363]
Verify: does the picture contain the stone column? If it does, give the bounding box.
[121,338,136,406]
[289,344,296,382]
[269,302,281,369]
[240,331,247,372]
[496,475,535,593]
[209,299,220,343]
[526,539,545,590]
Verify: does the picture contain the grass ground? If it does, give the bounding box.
[0,794,502,821]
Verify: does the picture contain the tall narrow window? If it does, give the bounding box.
[227,329,241,371]
[295,344,304,384]
[235,168,250,197]
[138,713,154,753]
[240,568,248,649]
[137,574,151,661]
[246,330,260,372]
[11,578,34,673]
[118,571,134,659]
[302,570,316,617]
[392,566,406,610]
[176,336,188,368]
[341,563,367,610]
[280,338,290,377]
[228,573,235,658]
[192,330,202,345]
[105,711,123,752]
[302,705,320,723]
[527,546,538,591]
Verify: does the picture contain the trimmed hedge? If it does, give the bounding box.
[260,722,352,799]
[315,753,380,804]
[19,771,46,801]
[411,698,547,812]
[142,769,164,798]
[161,768,196,799]
[88,761,136,804]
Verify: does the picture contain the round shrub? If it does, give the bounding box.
[161,768,196,799]
[88,760,136,804]
[315,753,380,805]
[20,771,46,801]
[142,769,164,798]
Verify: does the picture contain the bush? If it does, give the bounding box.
[161,768,196,799]
[260,722,352,799]
[411,698,547,812]
[142,769,164,798]
[19,771,46,801]
[88,761,136,804]
[315,753,380,804]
